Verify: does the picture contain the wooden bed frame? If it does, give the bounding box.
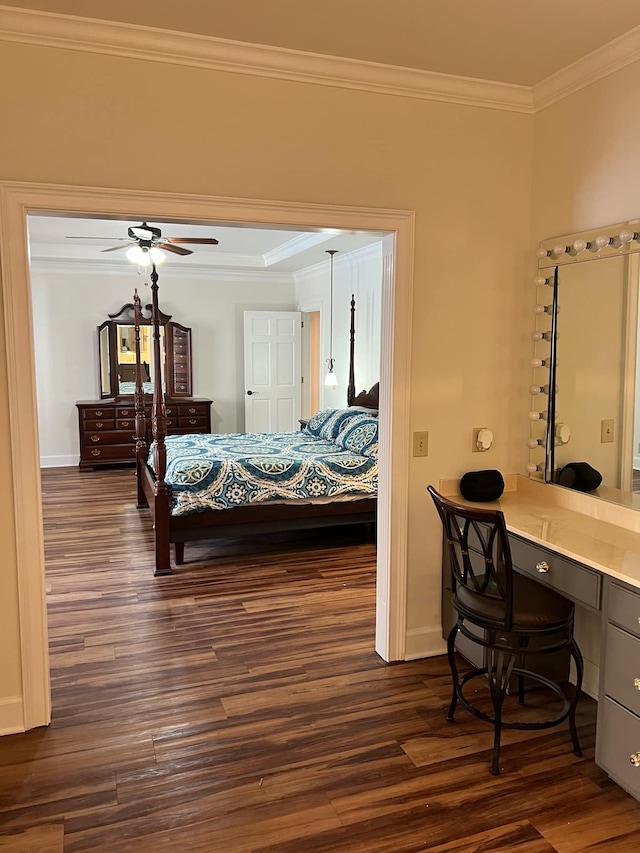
[134,266,378,576]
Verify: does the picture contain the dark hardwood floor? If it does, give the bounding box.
[1,466,639,851]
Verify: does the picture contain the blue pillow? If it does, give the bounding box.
[304,408,365,440]
[335,414,379,456]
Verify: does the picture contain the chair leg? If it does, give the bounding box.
[446,623,459,723]
[488,648,510,775]
[568,638,584,757]
[517,637,529,706]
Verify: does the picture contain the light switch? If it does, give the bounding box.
[413,431,429,457]
[601,419,614,443]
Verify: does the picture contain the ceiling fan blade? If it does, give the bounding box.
[158,242,192,256]
[66,235,124,240]
[165,237,219,245]
[101,244,131,253]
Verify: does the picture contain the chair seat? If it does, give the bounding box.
[455,571,574,631]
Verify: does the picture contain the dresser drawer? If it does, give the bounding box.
[115,418,136,430]
[509,535,602,611]
[604,624,640,715]
[83,429,135,446]
[116,406,135,418]
[81,406,112,420]
[84,418,115,431]
[609,582,640,639]
[178,415,208,429]
[597,697,640,799]
[178,403,207,416]
[80,444,136,463]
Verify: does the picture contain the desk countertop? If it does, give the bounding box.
[438,475,640,591]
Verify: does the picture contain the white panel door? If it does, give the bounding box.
[243,311,302,433]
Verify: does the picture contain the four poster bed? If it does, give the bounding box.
[133,266,380,576]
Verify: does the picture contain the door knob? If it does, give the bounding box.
[247,390,258,396]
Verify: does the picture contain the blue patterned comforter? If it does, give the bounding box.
[148,432,378,516]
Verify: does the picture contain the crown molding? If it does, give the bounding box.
[533,23,640,110]
[3,6,639,116]
[28,256,296,283]
[293,239,382,281]
[0,6,533,114]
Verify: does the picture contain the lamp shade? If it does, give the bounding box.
[324,368,338,388]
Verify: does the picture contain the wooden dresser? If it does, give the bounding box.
[76,398,212,470]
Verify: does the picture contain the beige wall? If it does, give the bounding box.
[531,60,640,688]
[0,34,535,719]
[532,62,640,240]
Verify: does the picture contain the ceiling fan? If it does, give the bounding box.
[67,221,219,264]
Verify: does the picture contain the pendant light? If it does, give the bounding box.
[324,249,338,387]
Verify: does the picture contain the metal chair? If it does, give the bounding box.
[428,486,583,775]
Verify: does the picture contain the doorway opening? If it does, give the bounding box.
[1,181,413,731]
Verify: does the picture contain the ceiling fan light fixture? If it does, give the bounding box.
[126,245,150,266]
[125,245,166,266]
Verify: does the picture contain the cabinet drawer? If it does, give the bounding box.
[115,418,135,430]
[83,429,135,446]
[80,444,136,462]
[116,406,135,417]
[596,697,640,799]
[609,582,640,639]
[509,536,601,611]
[604,625,640,715]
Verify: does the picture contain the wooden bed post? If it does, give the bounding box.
[347,293,356,407]
[133,289,148,509]
[149,263,172,576]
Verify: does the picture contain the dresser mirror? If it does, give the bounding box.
[97,303,193,399]
[530,220,640,507]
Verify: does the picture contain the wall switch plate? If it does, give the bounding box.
[601,419,614,443]
[413,431,429,457]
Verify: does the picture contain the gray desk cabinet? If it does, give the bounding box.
[442,527,640,801]
[596,579,640,799]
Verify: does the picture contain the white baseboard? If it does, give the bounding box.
[0,696,24,735]
[40,454,78,468]
[403,625,447,660]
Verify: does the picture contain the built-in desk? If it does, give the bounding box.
[439,474,640,801]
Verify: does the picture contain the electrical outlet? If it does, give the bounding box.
[413,431,429,457]
[601,419,614,443]
[472,427,493,452]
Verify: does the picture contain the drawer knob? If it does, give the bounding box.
[94,410,103,417]
[188,407,196,413]
[121,421,130,427]
[536,561,550,573]
[95,421,104,428]
[189,419,196,425]
[90,435,100,443]
[630,752,640,767]
[90,449,101,457]
[635,678,640,691]
[121,409,130,415]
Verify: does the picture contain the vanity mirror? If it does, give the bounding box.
[97,302,193,399]
[529,220,640,507]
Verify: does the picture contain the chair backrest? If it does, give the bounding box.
[427,485,515,631]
